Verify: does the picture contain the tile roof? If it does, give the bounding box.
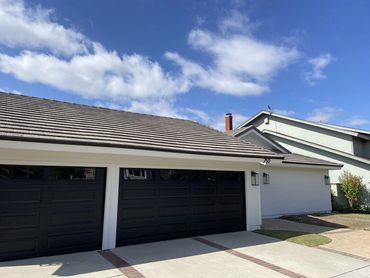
[282,153,342,167]
[0,92,282,159]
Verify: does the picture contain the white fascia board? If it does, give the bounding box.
[238,111,369,139]
[236,111,267,130]
[262,158,341,170]
[0,139,281,164]
[272,163,341,170]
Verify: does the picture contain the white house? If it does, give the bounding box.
[236,111,370,205]
[0,92,340,262]
[231,122,341,218]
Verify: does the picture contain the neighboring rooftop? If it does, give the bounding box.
[282,153,342,167]
[234,124,342,168]
[0,92,282,159]
[236,110,370,139]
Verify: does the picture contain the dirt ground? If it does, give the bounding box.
[263,214,370,260]
[282,213,370,230]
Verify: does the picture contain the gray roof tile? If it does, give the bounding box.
[0,92,282,159]
[283,153,342,167]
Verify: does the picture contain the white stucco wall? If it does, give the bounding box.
[260,166,331,218]
[270,136,370,191]
[0,140,264,249]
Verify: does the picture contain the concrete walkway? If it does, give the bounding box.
[0,231,369,278]
[263,218,370,260]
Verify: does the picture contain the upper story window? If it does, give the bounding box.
[55,167,96,180]
[263,173,270,184]
[0,165,43,180]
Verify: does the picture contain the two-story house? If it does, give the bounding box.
[235,111,370,205]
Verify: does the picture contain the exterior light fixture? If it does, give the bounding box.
[251,171,259,186]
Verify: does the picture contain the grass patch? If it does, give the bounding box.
[255,229,332,247]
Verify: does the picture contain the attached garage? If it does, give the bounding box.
[0,165,105,261]
[0,92,284,261]
[117,169,245,246]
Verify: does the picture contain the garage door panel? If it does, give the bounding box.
[0,189,42,204]
[191,186,216,197]
[218,185,244,195]
[122,188,156,199]
[0,212,40,230]
[49,189,97,203]
[0,165,105,261]
[158,222,187,235]
[120,198,156,207]
[48,210,96,227]
[192,204,216,215]
[117,226,155,243]
[47,232,97,249]
[159,205,188,217]
[159,186,188,198]
[117,168,245,246]
[0,237,38,255]
[158,197,187,206]
[120,207,156,220]
[119,217,157,228]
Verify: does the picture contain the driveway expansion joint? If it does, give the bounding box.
[98,250,146,278]
[193,237,306,278]
[316,246,370,262]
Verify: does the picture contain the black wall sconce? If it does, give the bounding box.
[251,171,259,186]
[263,173,270,184]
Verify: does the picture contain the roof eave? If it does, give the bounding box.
[0,136,284,161]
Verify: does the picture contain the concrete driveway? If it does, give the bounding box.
[1,231,369,278]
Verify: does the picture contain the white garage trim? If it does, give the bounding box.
[102,165,120,250]
[0,139,264,249]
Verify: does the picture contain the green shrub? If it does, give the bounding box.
[339,170,365,209]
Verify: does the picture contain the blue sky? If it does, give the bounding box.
[0,0,370,130]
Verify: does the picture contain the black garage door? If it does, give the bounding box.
[117,169,245,246]
[0,165,106,261]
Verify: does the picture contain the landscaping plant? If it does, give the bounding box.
[339,170,364,209]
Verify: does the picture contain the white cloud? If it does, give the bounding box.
[0,48,187,101]
[273,109,295,116]
[307,107,340,123]
[218,10,254,34]
[0,0,89,56]
[0,1,300,121]
[166,13,299,96]
[185,108,210,122]
[95,99,186,119]
[342,117,369,127]
[305,53,334,86]
[0,0,186,103]
[125,99,186,119]
[0,87,23,95]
